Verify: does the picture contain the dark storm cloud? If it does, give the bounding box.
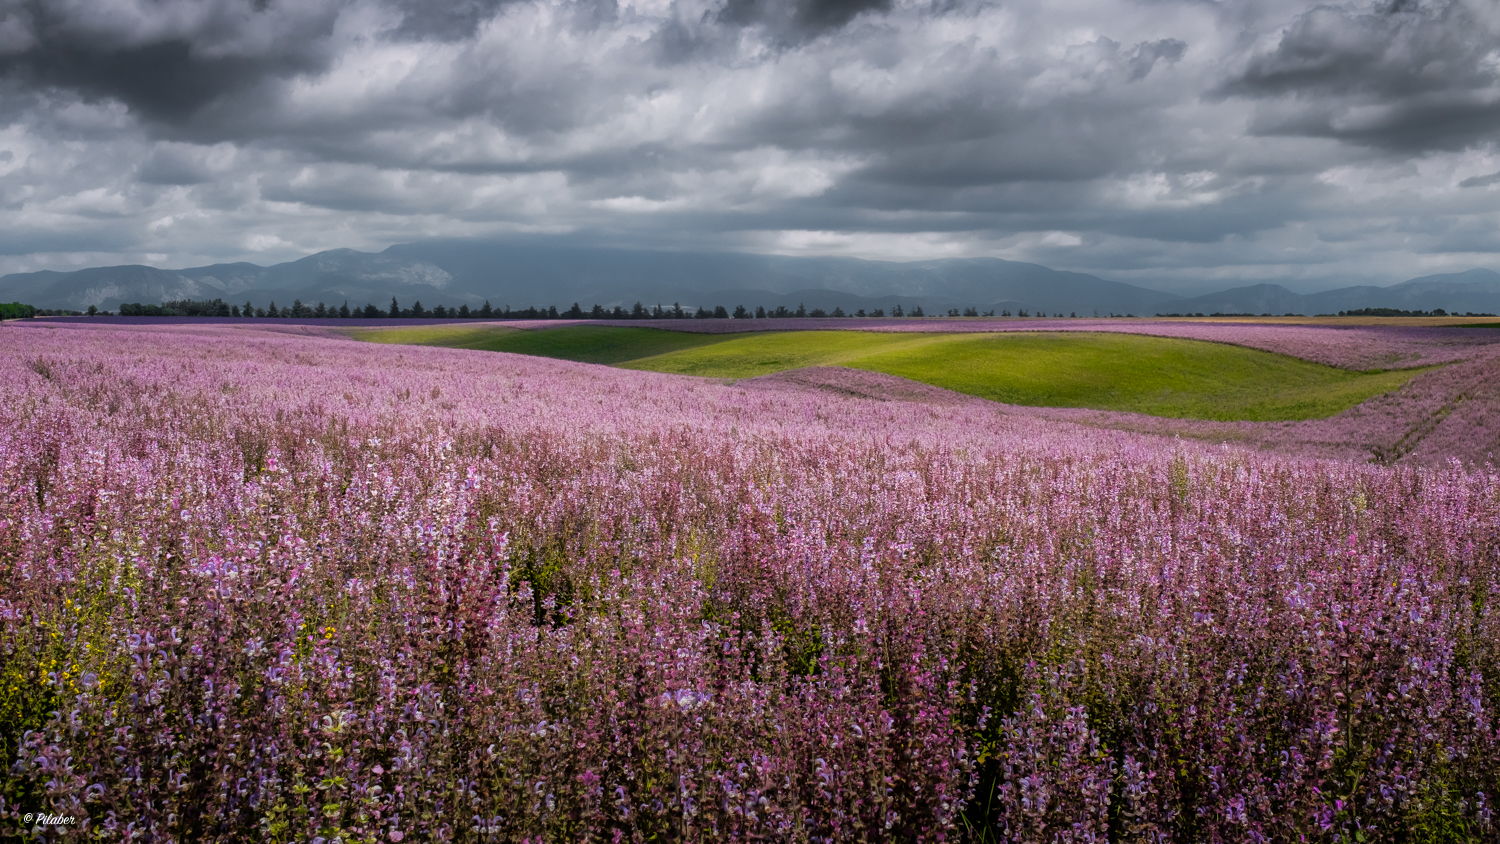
[718,0,892,37]
[0,0,345,122]
[1,0,1498,290]
[1218,0,1500,151]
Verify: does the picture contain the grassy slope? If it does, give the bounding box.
[355,324,1427,421]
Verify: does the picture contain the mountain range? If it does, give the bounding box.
[2,239,1498,317]
[1164,270,1500,316]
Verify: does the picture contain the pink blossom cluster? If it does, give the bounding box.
[1,323,1497,843]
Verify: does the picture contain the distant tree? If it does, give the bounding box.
[911,306,925,317]
[362,303,380,318]
[982,310,995,317]
[339,301,351,318]
[290,299,307,318]
[411,301,427,318]
[833,306,847,317]
[267,300,280,318]
[733,305,748,319]
[231,305,240,317]
[756,306,766,318]
[145,298,229,316]
[855,309,866,317]
[433,305,449,318]
[672,302,685,319]
[1339,306,1450,317]
[611,306,627,319]
[458,304,472,318]
[479,301,493,318]
[590,304,605,318]
[563,303,583,318]
[808,307,827,318]
[713,305,729,318]
[87,304,99,316]
[948,308,961,317]
[891,305,903,317]
[256,307,267,318]
[631,302,647,319]
[963,307,978,317]
[389,298,401,318]
[314,302,328,318]
[653,304,664,318]
[546,305,558,319]
[871,308,884,317]
[1069,312,1076,318]
[245,300,255,317]
[795,303,806,318]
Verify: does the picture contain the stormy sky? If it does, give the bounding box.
[0,0,1497,293]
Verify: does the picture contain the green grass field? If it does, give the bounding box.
[353,324,1429,421]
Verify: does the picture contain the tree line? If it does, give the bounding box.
[100,297,1103,320]
[104,297,951,320]
[0,303,86,318]
[1335,307,1495,317]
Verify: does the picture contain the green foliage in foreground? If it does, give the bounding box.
[358,325,1428,421]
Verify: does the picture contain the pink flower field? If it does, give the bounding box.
[2,320,1498,843]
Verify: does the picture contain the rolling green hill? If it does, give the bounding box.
[353,324,1428,421]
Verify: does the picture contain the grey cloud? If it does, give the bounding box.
[1128,38,1186,81]
[1459,171,1500,188]
[136,144,231,186]
[1218,0,1500,151]
[390,0,514,40]
[718,0,892,37]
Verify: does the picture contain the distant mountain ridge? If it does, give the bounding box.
[2,238,1498,316]
[1169,269,1500,316]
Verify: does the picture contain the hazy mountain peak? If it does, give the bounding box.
[2,240,1496,316]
